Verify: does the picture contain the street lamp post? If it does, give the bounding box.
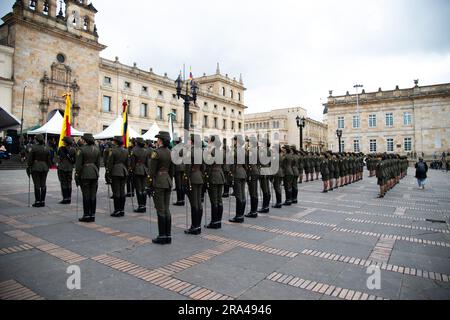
[20,82,30,148]
[296,116,306,151]
[354,84,363,152]
[336,129,343,153]
[175,74,198,144]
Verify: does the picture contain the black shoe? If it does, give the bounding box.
[272,204,282,209]
[206,222,221,229]
[32,202,42,208]
[245,212,258,218]
[134,206,146,213]
[222,194,229,198]
[152,236,169,245]
[111,211,125,218]
[292,200,298,204]
[79,216,92,223]
[283,202,292,206]
[229,216,244,223]
[322,190,328,193]
[185,227,201,235]
[173,201,185,206]
[258,207,269,214]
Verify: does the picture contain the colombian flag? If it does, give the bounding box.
[189,67,193,80]
[58,93,72,149]
[122,99,129,148]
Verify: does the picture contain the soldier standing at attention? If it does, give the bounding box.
[333,153,340,190]
[172,138,186,206]
[229,135,247,223]
[314,152,321,181]
[130,137,149,213]
[103,140,112,187]
[258,139,272,213]
[376,154,386,198]
[148,131,174,245]
[126,139,136,198]
[205,135,226,228]
[222,140,232,198]
[282,145,294,206]
[291,146,300,204]
[304,152,311,183]
[107,137,129,218]
[298,151,305,184]
[320,153,330,193]
[27,134,52,208]
[57,137,76,205]
[75,134,101,222]
[271,145,284,209]
[328,153,335,192]
[245,136,260,218]
[185,134,204,235]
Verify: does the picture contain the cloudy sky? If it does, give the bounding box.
[1,0,450,120]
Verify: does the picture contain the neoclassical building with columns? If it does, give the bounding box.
[0,0,246,140]
[323,81,450,157]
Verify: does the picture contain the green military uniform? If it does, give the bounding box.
[320,154,330,193]
[222,143,233,198]
[173,138,186,206]
[185,134,204,235]
[333,154,340,189]
[75,134,101,222]
[272,146,284,208]
[258,140,272,213]
[314,153,321,180]
[282,145,294,206]
[27,134,52,208]
[206,135,226,228]
[126,141,135,197]
[148,131,174,245]
[328,154,335,191]
[103,141,112,186]
[130,138,149,213]
[376,155,386,198]
[229,135,247,223]
[107,137,129,217]
[338,154,345,187]
[245,137,260,218]
[57,137,76,204]
[304,152,312,182]
[298,152,305,183]
[291,146,300,204]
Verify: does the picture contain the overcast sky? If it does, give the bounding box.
[2,0,450,120]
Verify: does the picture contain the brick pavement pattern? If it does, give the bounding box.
[0,168,449,300]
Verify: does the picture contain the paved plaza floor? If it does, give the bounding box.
[0,168,449,300]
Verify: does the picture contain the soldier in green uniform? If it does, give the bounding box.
[173,138,186,206]
[222,139,232,198]
[245,136,260,218]
[320,153,330,193]
[375,154,386,198]
[148,131,174,245]
[130,137,149,213]
[314,152,321,181]
[75,134,101,222]
[291,146,300,204]
[258,138,272,213]
[328,153,335,191]
[271,145,284,209]
[333,153,340,189]
[27,134,52,208]
[185,134,204,235]
[338,153,345,188]
[205,135,226,228]
[106,136,129,217]
[57,137,76,204]
[304,152,311,182]
[282,145,293,206]
[229,135,247,223]
[298,151,305,184]
[126,139,135,198]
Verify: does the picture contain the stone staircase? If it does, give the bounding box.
[0,154,28,170]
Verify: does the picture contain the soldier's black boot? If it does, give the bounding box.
[292,189,298,204]
[67,187,72,204]
[217,204,223,229]
[59,188,68,204]
[32,187,41,207]
[79,197,91,223]
[89,198,96,223]
[165,215,172,244]
[207,205,221,229]
[229,200,244,223]
[153,216,168,245]
[134,193,146,213]
[258,194,270,213]
[111,198,124,217]
[40,187,46,207]
[272,192,282,209]
[185,208,201,235]
[245,197,258,218]
[283,190,292,206]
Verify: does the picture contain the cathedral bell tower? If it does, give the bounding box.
[1,0,106,132]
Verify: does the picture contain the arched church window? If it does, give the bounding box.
[230,90,234,99]
[222,87,226,96]
[43,0,49,15]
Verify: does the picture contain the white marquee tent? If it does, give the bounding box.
[141,123,161,141]
[28,112,84,136]
[93,116,140,140]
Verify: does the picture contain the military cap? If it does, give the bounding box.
[35,134,44,144]
[155,131,171,141]
[82,133,94,142]
[113,136,123,145]
[136,137,144,145]
[282,145,290,150]
[62,136,74,145]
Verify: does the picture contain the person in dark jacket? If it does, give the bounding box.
[57,137,76,204]
[415,158,429,190]
[107,136,129,217]
[27,134,52,207]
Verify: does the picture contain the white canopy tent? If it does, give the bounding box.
[0,106,21,131]
[141,123,161,141]
[28,112,84,136]
[93,116,140,140]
